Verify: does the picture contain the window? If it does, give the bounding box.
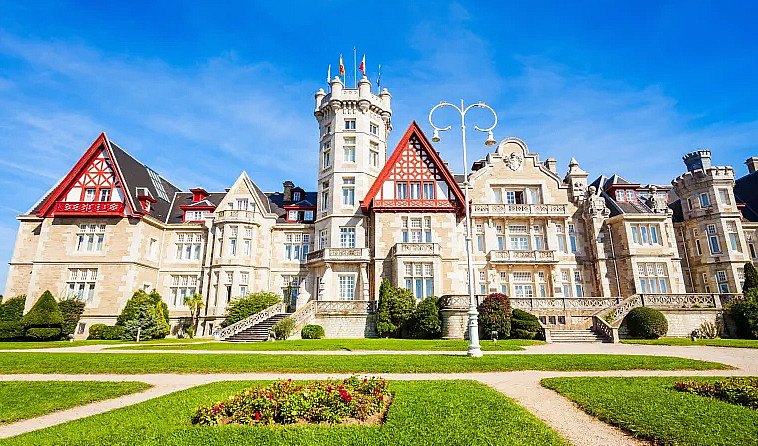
[615,190,625,202]
[556,224,566,253]
[344,137,356,162]
[574,270,584,297]
[630,224,661,245]
[342,178,355,206]
[344,119,356,130]
[401,217,430,243]
[304,210,314,221]
[67,268,97,304]
[707,224,721,254]
[319,229,328,249]
[370,143,379,167]
[243,238,251,256]
[175,233,203,260]
[476,223,484,252]
[716,270,729,293]
[410,182,421,200]
[75,224,105,253]
[423,182,435,200]
[496,224,505,250]
[338,274,355,300]
[404,262,433,300]
[99,189,111,202]
[340,227,356,248]
[282,276,300,300]
[370,122,378,135]
[568,224,578,253]
[561,269,571,297]
[236,199,248,211]
[170,275,198,307]
[638,263,669,293]
[505,191,517,204]
[695,239,703,256]
[626,190,636,202]
[512,272,533,298]
[494,189,502,203]
[750,242,757,259]
[285,233,311,261]
[533,225,544,250]
[719,188,731,205]
[147,168,169,201]
[321,181,329,212]
[323,142,331,169]
[727,221,741,252]
[292,191,301,202]
[396,182,408,199]
[424,217,432,242]
[230,238,237,256]
[699,192,711,208]
[738,268,745,290]
[147,237,158,259]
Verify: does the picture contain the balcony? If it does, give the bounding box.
[53,201,125,216]
[471,203,568,217]
[306,247,370,264]
[373,199,458,212]
[214,209,259,224]
[391,242,440,257]
[488,249,557,263]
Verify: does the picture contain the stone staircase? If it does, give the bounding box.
[224,313,291,342]
[549,328,609,343]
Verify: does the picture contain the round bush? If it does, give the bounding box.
[26,327,62,341]
[511,318,541,332]
[512,308,539,322]
[625,307,668,339]
[88,323,107,340]
[301,324,325,339]
[511,328,536,340]
[478,293,512,338]
[273,317,295,340]
[412,296,441,339]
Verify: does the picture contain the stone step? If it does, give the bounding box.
[549,329,609,343]
[224,313,292,342]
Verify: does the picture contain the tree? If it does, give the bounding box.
[117,290,170,340]
[58,298,86,337]
[183,293,205,338]
[478,293,512,339]
[375,280,415,338]
[223,291,281,326]
[412,296,442,339]
[743,262,758,300]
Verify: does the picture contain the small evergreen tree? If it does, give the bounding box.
[375,280,415,338]
[59,298,86,337]
[478,293,512,339]
[117,290,169,339]
[743,262,758,300]
[375,280,395,337]
[412,296,442,339]
[22,291,63,341]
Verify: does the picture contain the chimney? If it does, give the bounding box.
[283,181,295,202]
[190,187,209,203]
[746,157,758,174]
[544,158,557,173]
[683,150,712,172]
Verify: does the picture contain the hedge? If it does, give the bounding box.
[301,324,325,339]
[26,327,62,341]
[0,321,25,340]
[224,291,281,327]
[88,324,107,340]
[511,328,536,340]
[89,324,126,340]
[512,308,539,322]
[0,295,26,322]
[510,309,540,339]
[626,307,668,339]
[729,299,758,339]
[22,291,63,328]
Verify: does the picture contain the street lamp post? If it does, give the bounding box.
[429,100,497,358]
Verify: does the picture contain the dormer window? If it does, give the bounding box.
[626,190,636,202]
[293,192,301,201]
[615,190,625,202]
[99,189,111,202]
[84,188,96,202]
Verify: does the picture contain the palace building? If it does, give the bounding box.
[5,74,758,339]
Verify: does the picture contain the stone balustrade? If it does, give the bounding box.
[488,249,557,263]
[391,242,441,257]
[471,203,568,217]
[306,247,370,263]
[214,209,259,224]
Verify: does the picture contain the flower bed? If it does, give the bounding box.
[674,377,758,409]
[192,377,391,426]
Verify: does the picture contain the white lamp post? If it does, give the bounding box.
[429,100,497,358]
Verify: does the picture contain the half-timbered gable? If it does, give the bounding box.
[361,121,464,214]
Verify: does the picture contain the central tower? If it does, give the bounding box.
[307,74,392,302]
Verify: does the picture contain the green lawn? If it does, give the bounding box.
[0,353,729,374]
[622,338,758,348]
[109,338,543,351]
[2,380,568,446]
[542,376,758,446]
[0,381,151,424]
[0,338,209,349]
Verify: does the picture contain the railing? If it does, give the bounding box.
[373,199,458,211]
[471,203,568,216]
[391,243,440,256]
[592,315,619,343]
[511,297,620,311]
[489,250,557,263]
[315,300,378,315]
[438,295,485,310]
[53,201,125,216]
[289,300,317,334]
[538,319,552,343]
[219,302,285,340]
[215,209,259,223]
[596,293,744,326]
[306,248,370,263]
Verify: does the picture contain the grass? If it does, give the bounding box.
[542,376,758,446]
[109,338,543,351]
[0,381,151,424]
[2,380,569,446]
[0,338,208,349]
[622,337,758,348]
[0,353,729,374]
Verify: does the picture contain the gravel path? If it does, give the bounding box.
[1,343,756,444]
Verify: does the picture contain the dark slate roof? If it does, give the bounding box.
[735,170,758,222]
[109,141,181,222]
[266,191,318,223]
[605,174,633,187]
[591,175,656,216]
[165,192,226,224]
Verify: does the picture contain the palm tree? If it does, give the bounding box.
[183,293,205,337]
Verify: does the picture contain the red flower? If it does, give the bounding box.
[379,395,384,401]
[255,412,260,421]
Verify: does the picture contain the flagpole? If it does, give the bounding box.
[353,46,357,88]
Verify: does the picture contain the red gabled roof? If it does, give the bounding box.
[35,132,138,218]
[360,121,465,214]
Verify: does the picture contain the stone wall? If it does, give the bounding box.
[313,314,378,338]
[619,308,722,338]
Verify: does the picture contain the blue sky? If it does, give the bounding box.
[2,1,758,294]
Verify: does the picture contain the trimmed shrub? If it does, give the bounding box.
[478,293,512,339]
[510,309,540,339]
[625,307,668,339]
[729,299,758,339]
[511,328,536,340]
[88,323,107,340]
[743,262,758,300]
[117,290,170,340]
[412,296,441,339]
[22,291,63,340]
[273,317,296,340]
[59,298,86,337]
[26,327,62,341]
[301,324,325,339]
[512,308,539,322]
[224,291,281,327]
[0,321,25,340]
[101,325,126,340]
[511,318,541,332]
[375,280,416,338]
[0,295,26,322]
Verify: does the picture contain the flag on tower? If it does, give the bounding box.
[376,64,381,92]
[339,55,345,76]
[359,54,366,77]
[327,64,331,83]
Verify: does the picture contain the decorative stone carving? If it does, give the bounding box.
[504,152,523,171]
